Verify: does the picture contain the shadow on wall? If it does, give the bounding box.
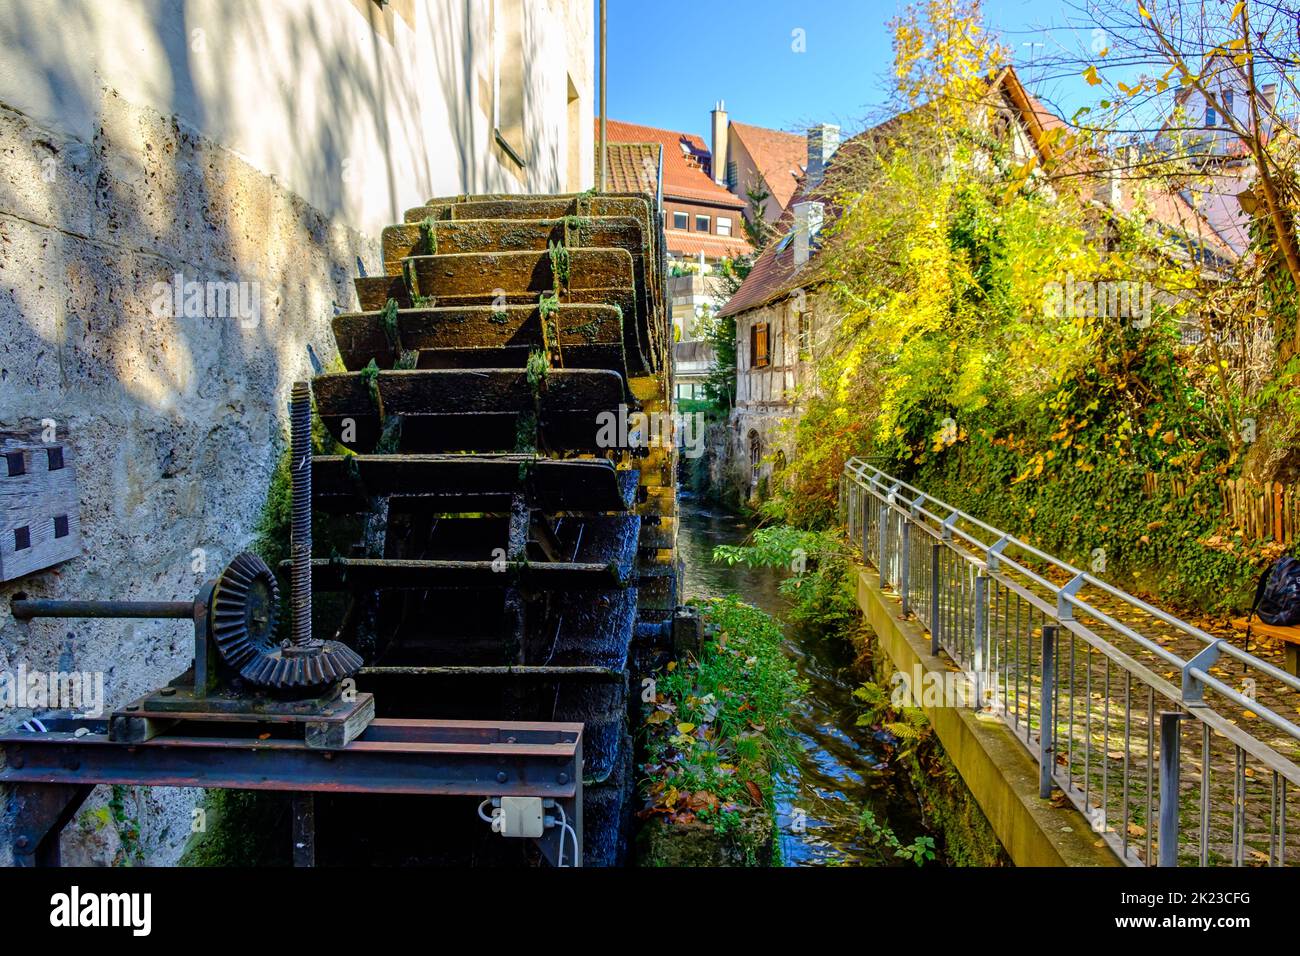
[0,0,493,231]
[0,0,473,864]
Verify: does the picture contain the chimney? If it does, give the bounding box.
[806,123,840,191]
[1259,83,1278,138]
[792,201,824,268]
[711,100,729,186]
[1097,144,1132,210]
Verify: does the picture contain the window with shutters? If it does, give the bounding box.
[749,321,770,368]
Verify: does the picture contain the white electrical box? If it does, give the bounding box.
[498,797,545,838]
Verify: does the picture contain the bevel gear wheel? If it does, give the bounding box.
[210,553,363,690]
[238,638,365,690]
[210,552,280,672]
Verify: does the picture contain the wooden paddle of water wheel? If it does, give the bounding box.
[307,191,685,865]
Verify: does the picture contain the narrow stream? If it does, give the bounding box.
[676,494,930,867]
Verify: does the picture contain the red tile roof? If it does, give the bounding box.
[599,118,745,208]
[599,141,661,196]
[729,121,807,212]
[664,229,752,260]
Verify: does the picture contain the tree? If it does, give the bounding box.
[700,256,752,410]
[1046,0,1300,478]
[742,184,778,250]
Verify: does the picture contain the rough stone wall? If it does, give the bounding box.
[0,87,377,865]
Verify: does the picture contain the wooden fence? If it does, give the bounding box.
[1220,478,1300,546]
[1143,473,1299,546]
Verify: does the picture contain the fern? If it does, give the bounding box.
[883,720,926,743]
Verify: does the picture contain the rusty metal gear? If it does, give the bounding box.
[210,553,363,690]
[210,552,280,671]
[237,638,364,690]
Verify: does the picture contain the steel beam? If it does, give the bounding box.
[1,719,580,798]
[2,718,584,866]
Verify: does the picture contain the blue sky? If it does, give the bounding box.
[599,0,1109,140]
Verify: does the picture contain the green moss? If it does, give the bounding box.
[359,358,382,409]
[562,215,592,247]
[514,410,538,454]
[178,790,291,867]
[548,240,571,289]
[526,349,549,393]
[637,810,773,867]
[538,291,561,321]
[380,297,400,352]
[418,216,437,255]
[252,447,292,572]
[568,315,603,343]
[855,638,1009,867]
[374,416,403,455]
[903,732,1008,866]
[107,786,144,866]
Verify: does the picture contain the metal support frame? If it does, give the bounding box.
[929,542,942,656]
[973,573,988,708]
[860,490,870,571]
[899,518,912,616]
[1,717,584,868]
[877,499,889,590]
[1057,573,1085,622]
[1158,711,1184,867]
[1039,624,1057,799]
[292,793,316,867]
[3,782,94,867]
[13,588,219,700]
[986,535,1010,572]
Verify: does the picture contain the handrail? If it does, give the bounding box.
[846,458,1300,698]
[842,457,1300,867]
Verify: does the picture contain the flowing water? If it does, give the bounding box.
[676,494,931,867]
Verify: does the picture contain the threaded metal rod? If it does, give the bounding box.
[290,381,313,647]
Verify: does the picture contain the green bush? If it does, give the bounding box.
[639,597,805,832]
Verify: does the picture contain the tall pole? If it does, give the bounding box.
[598,0,607,193]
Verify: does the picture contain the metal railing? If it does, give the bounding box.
[842,458,1300,866]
